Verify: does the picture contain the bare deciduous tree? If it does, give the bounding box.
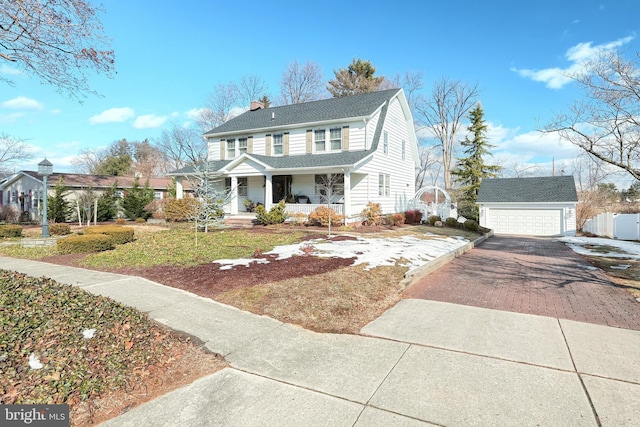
[543,50,640,180]
[415,141,442,188]
[236,74,269,107]
[0,0,115,98]
[70,148,104,174]
[0,132,32,170]
[414,77,480,189]
[156,124,207,171]
[279,60,325,105]
[197,83,240,131]
[386,71,424,113]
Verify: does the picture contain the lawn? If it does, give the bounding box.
[0,222,479,425]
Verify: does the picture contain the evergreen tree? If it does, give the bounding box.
[97,182,120,221]
[327,58,385,97]
[452,103,501,220]
[121,177,154,220]
[47,176,71,223]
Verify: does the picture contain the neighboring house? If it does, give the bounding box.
[0,171,179,221]
[477,176,578,236]
[171,88,419,222]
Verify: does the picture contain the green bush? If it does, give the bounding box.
[308,206,345,227]
[164,198,198,222]
[49,223,71,236]
[427,215,441,226]
[464,219,480,232]
[57,234,114,254]
[255,200,287,225]
[445,217,459,228]
[84,225,135,245]
[0,224,22,238]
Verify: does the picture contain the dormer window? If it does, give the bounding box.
[314,130,326,152]
[238,137,247,154]
[330,128,342,150]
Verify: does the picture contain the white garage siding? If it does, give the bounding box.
[490,209,562,236]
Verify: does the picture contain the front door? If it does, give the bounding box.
[272,175,292,203]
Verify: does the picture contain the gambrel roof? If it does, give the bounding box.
[173,89,409,175]
[204,88,402,136]
[477,176,578,203]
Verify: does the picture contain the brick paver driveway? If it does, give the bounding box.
[405,235,640,330]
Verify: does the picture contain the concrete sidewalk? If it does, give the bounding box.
[2,256,640,426]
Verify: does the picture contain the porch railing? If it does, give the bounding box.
[285,203,344,216]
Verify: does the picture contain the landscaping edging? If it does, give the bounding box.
[399,230,494,290]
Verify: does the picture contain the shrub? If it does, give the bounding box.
[164,198,198,222]
[145,199,169,220]
[404,209,423,225]
[0,206,19,223]
[308,206,345,227]
[287,212,308,226]
[115,218,127,225]
[445,217,459,228]
[464,219,480,232]
[388,213,405,226]
[49,223,71,236]
[255,200,287,225]
[57,234,114,254]
[427,215,441,226]
[135,217,146,223]
[360,202,383,225]
[0,224,23,238]
[84,225,135,245]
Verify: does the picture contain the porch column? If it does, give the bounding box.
[230,176,238,215]
[264,173,273,210]
[175,178,184,199]
[343,171,351,221]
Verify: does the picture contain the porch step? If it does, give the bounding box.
[225,215,257,228]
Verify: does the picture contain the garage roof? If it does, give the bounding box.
[477,176,578,203]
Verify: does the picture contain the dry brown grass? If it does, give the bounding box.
[582,255,640,299]
[216,264,407,334]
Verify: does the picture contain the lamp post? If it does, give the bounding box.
[38,159,53,238]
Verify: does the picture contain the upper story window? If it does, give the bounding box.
[383,132,389,154]
[238,137,247,154]
[402,140,406,160]
[314,128,342,152]
[226,139,236,159]
[314,130,325,152]
[273,133,283,155]
[330,128,342,150]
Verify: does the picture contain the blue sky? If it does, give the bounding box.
[2,0,639,187]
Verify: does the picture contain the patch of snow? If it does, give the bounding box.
[212,234,470,271]
[610,265,632,270]
[558,236,640,259]
[576,264,599,271]
[82,328,96,339]
[28,353,43,370]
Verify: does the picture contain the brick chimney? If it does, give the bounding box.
[250,101,265,111]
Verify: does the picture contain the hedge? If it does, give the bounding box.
[0,225,23,238]
[57,234,114,254]
[84,225,135,245]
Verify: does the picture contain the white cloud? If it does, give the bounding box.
[512,35,635,89]
[185,108,207,120]
[0,64,22,75]
[89,107,135,124]
[133,114,169,129]
[0,112,25,124]
[1,96,44,110]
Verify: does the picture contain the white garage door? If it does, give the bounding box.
[491,209,562,236]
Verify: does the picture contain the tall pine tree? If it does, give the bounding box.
[452,103,501,220]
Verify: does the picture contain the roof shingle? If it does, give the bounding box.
[477,176,578,203]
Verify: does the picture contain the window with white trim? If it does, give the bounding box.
[401,140,406,160]
[314,174,344,200]
[238,137,247,154]
[273,134,283,155]
[378,173,390,197]
[226,139,236,159]
[330,128,342,150]
[225,177,248,196]
[383,132,389,154]
[314,129,325,152]
[154,191,163,200]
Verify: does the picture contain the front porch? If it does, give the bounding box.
[224,203,346,227]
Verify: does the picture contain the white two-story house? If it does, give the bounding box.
[172,88,419,223]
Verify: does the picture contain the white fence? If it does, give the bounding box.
[583,213,640,240]
[285,203,344,216]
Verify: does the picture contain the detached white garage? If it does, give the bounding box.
[477,176,578,237]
